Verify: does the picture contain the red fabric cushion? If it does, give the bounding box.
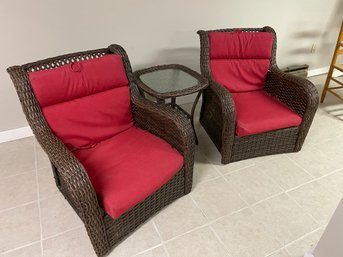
[28,54,133,150]
[43,87,133,150]
[209,31,274,59]
[74,126,184,219]
[232,91,302,136]
[210,59,270,92]
[29,54,129,107]
[209,31,273,92]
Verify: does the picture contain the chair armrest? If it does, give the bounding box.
[39,131,110,254]
[265,67,319,150]
[201,78,236,163]
[265,67,319,117]
[7,66,109,254]
[130,84,195,193]
[208,79,236,123]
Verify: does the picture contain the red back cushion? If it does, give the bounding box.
[209,31,273,92]
[29,54,133,151]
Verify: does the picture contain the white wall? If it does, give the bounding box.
[0,0,342,132]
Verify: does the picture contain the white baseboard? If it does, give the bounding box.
[308,67,329,77]
[0,126,33,144]
[307,66,342,77]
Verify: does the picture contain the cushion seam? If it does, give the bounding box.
[41,84,129,108]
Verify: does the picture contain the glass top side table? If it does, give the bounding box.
[134,64,209,144]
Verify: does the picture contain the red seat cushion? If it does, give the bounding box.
[74,126,184,219]
[28,54,133,150]
[209,31,273,92]
[232,91,302,136]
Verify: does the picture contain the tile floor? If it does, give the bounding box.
[1,75,343,257]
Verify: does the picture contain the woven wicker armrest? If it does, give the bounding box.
[265,67,319,151]
[7,66,110,253]
[208,79,236,119]
[203,80,236,155]
[265,67,319,118]
[130,84,195,193]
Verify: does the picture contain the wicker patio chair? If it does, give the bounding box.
[197,26,319,164]
[7,44,195,256]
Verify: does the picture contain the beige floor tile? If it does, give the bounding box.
[252,194,319,245]
[35,144,50,170]
[288,176,342,225]
[0,137,34,155]
[267,249,290,257]
[0,172,37,211]
[153,196,207,241]
[257,156,313,190]
[305,113,343,146]
[288,146,341,178]
[37,168,59,200]
[107,221,161,257]
[40,194,83,239]
[319,169,343,196]
[165,226,229,257]
[3,242,42,257]
[0,203,40,252]
[225,166,283,204]
[191,178,246,220]
[214,158,256,175]
[0,139,35,178]
[42,227,96,257]
[211,208,282,257]
[286,228,324,257]
[315,136,343,166]
[134,246,167,257]
[192,150,221,187]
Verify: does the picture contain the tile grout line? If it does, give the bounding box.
[199,148,253,208]
[0,169,37,181]
[284,168,343,194]
[197,149,339,256]
[33,139,44,256]
[130,244,164,257]
[151,219,170,257]
[208,224,234,257]
[285,191,321,227]
[265,226,326,257]
[285,155,316,179]
[189,194,210,221]
[42,224,84,241]
[0,200,38,214]
[215,163,256,177]
[1,240,42,255]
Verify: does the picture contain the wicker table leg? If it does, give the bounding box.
[191,90,202,144]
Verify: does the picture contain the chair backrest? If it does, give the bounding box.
[9,45,134,151]
[203,28,275,93]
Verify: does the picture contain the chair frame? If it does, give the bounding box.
[7,45,195,257]
[197,26,319,164]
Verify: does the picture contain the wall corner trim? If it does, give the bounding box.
[0,126,33,144]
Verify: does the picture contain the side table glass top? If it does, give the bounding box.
[139,68,199,93]
[135,64,208,98]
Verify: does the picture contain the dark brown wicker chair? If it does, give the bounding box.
[197,27,319,164]
[7,45,195,257]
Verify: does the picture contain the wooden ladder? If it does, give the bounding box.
[321,22,343,103]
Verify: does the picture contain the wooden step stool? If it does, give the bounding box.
[321,22,343,103]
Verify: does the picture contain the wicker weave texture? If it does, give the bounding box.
[7,45,195,256]
[197,26,319,164]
